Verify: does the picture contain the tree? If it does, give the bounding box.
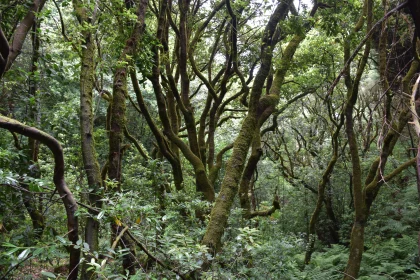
[2,0,420,279]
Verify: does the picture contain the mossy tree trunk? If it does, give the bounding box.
[107,0,148,274]
[408,0,420,39]
[342,1,418,278]
[201,0,307,250]
[130,70,184,191]
[342,2,372,277]
[148,0,217,202]
[72,1,103,277]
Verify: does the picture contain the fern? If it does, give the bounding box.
[379,220,411,235]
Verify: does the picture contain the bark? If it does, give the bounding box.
[150,0,214,201]
[0,0,47,78]
[178,0,201,159]
[325,1,408,98]
[21,187,45,240]
[107,0,149,274]
[341,1,415,277]
[188,2,229,171]
[409,61,420,264]
[202,12,305,251]
[21,20,45,241]
[0,26,9,78]
[130,70,184,190]
[239,131,262,218]
[408,0,420,39]
[5,0,47,72]
[72,1,103,277]
[237,32,308,220]
[201,114,258,252]
[28,21,41,164]
[0,116,80,280]
[343,1,373,277]
[324,188,340,244]
[248,196,280,219]
[208,143,233,186]
[123,126,150,160]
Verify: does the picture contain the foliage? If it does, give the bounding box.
[1,0,420,279]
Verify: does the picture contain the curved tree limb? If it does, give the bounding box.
[0,115,80,280]
[248,196,280,219]
[123,125,150,160]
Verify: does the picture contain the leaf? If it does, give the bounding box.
[41,271,57,278]
[29,182,42,192]
[33,248,43,256]
[115,218,122,226]
[5,247,20,256]
[56,236,67,244]
[106,247,116,254]
[17,248,30,260]
[97,211,105,220]
[2,242,17,248]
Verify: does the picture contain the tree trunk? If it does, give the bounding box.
[107,0,148,274]
[305,114,343,264]
[21,19,45,241]
[202,25,305,252]
[239,131,262,218]
[5,0,47,72]
[72,1,104,277]
[344,213,367,280]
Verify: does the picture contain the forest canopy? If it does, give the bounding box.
[1,0,420,279]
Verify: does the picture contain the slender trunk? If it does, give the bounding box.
[21,20,45,241]
[5,0,47,72]
[150,0,214,201]
[107,1,148,274]
[343,1,372,277]
[239,131,262,218]
[130,70,184,191]
[344,212,368,279]
[72,1,103,277]
[324,189,340,244]
[305,114,343,264]
[21,188,45,240]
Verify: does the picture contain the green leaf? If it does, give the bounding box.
[56,236,67,244]
[2,242,17,248]
[5,247,20,256]
[17,248,30,260]
[97,211,105,220]
[41,271,56,278]
[33,248,43,256]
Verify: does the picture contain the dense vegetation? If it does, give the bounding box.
[1,0,420,279]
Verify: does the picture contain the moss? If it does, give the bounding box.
[202,115,257,251]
